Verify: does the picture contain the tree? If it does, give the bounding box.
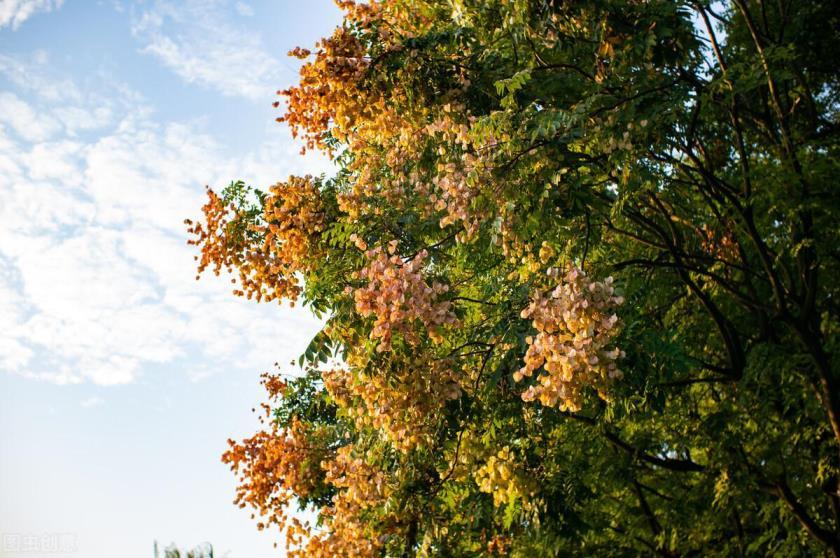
[186,1,840,555]
[154,541,215,558]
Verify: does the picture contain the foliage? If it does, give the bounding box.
[153,541,215,558]
[189,0,840,555]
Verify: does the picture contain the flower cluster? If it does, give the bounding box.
[335,101,496,241]
[335,104,429,219]
[186,176,324,303]
[263,175,325,275]
[224,373,406,558]
[324,445,390,513]
[353,245,457,351]
[700,222,739,262]
[221,375,330,535]
[290,444,392,558]
[514,266,625,411]
[323,361,462,452]
[422,107,493,241]
[279,5,497,242]
[280,0,441,149]
[474,446,537,507]
[279,27,369,153]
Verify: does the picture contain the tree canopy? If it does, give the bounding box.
[186,0,840,555]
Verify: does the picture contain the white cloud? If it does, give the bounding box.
[80,396,104,408]
[54,105,114,133]
[0,53,123,136]
[23,140,85,184]
[0,0,63,30]
[0,52,82,102]
[132,0,283,100]
[0,338,32,370]
[0,91,62,141]
[234,2,253,17]
[0,55,327,386]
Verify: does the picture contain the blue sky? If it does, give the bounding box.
[0,1,342,556]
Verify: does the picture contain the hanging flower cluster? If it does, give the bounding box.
[223,374,407,558]
[514,266,625,411]
[289,444,394,558]
[279,0,439,153]
[186,175,324,303]
[421,105,495,241]
[263,175,325,274]
[474,445,537,507]
[323,361,462,452]
[334,100,498,243]
[700,222,739,262]
[352,244,457,351]
[221,375,330,535]
[279,27,369,153]
[278,4,498,242]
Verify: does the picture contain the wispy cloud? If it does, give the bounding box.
[0,91,63,141]
[80,396,104,408]
[0,0,63,30]
[132,0,284,100]
[0,53,328,386]
[234,2,254,17]
[0,52,124,136]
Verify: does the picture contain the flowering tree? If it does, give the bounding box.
[188,1,840,555]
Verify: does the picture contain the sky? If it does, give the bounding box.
[0,1,342,556]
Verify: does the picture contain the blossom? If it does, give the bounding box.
[515,266,625,411]
[353,246,457,352]
[324,361,462,452]
[186,175,324,303]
